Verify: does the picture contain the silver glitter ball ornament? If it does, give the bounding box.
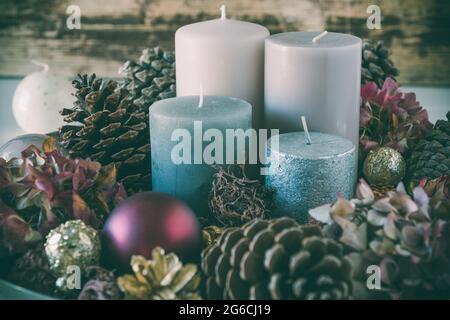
[363,147,406,187]
[45,220,101,283]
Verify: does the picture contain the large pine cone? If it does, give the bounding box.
[201,218,353,300]
[8,244,56,295]
[119,47,176,109]
[408,111,450,182]
[361,39,399,88]
[59,74,151,193]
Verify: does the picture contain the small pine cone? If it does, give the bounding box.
[119,47,176,109]
[408,111,450,183]
[361,39,399,88]
[8,245,56,295]
[78,266,121,300]
[202,218,353,300]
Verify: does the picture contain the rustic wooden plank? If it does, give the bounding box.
[0,0,448,86]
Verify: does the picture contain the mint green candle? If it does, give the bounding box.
[149,96,252,216]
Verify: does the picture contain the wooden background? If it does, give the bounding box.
[0,0,449,85]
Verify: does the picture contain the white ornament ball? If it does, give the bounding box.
[12,61,74,134]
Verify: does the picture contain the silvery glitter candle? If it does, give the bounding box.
[265,131,356,223]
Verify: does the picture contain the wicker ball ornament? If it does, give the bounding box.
[363,147,406,187]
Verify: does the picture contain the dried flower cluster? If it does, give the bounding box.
[0,145,126,256]
[360,78,432,160]
[309,180,450,299]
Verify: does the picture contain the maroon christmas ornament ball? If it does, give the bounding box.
[102,192,202,271]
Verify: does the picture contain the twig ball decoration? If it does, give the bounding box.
[208,165,274,227]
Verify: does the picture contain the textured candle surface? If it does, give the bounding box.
[176,15,268,128]
[265,32,361,148]
[150,96,252,216]
[265,132,356,223]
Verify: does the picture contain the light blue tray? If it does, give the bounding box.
[0,278,55,300]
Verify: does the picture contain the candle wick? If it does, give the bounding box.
[312,30,328,43]
[301,116,312,145]
[31,60,49,73]
[220,4,226,20]
[198,84,204,108]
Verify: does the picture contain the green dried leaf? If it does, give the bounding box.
[15,189,42,210]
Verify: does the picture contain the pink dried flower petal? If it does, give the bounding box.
[360,138,379,151]
[361,82,379,99]
[34,178,55,200]
[0,203,41,254]
[382,77,399,94]
[360,78,432,157]
[360,107,372,127]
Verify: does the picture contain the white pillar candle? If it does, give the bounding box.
[265,31,361,148]
[175,5,269,128]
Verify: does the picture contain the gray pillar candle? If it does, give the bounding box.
[175,5,269,129]
[265,131,356,223]
[264,31,361,149]
[150,96,252,216]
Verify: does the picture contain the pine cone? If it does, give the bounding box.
[78,266,121,300]
[59,74,150,193]
[408,111,450,182]
[119,47,176,109]
[361,39,399,88]
[8,244,56,295]
[202,218,353,300]
[117,247,202,300]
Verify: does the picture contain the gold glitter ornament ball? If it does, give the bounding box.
[363,147,406,187]
[45,220,101,285]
